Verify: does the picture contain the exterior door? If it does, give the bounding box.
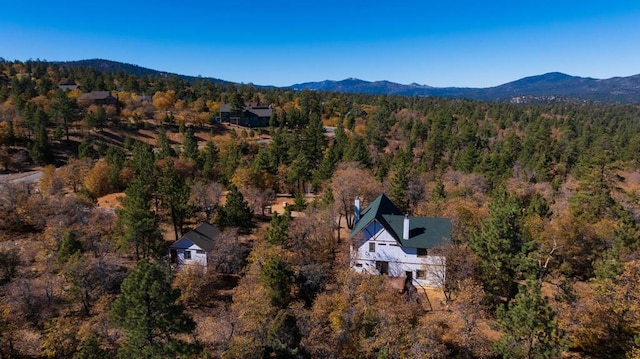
[376,261,389,275]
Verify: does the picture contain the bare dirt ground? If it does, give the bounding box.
[270,196,296,215]
[96,192,124,210]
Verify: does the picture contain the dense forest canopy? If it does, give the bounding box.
[1,59,639,358]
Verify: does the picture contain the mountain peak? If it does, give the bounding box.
[54,58,640,103]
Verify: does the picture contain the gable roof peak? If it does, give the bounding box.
[350,193,451,249]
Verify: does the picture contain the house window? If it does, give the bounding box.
[417,248,428,257]
[196,250,205,254]
[184,250,191,260]
[416,270,426,279]
[355,263,363,268]
[369,242,375,252]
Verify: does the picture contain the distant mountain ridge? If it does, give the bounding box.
[57,59,640,103]
[290,72,640,103]
[290,78,434,95]
[56,59,232,85]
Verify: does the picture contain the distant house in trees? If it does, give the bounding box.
[58,82,79,91]
[350,194,451,288]
[219,103,272,127]
[77,91,119,107]
[169,222,220,268]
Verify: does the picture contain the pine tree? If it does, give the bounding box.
[219,138,242,183]
[72,334,109,359]
[260,256,296,309]
[29,123,52,164]
[77,138,95,159]
[287,152,311,193]
[217,185,252,231]
[50,89,76,141]
[313,144,340,184]
[333,120,347,158]
[116,178,164,259]
[105,146,126,191]
[130,142,156,183]
[181,128,198,162]
[158,160,190,242]
[155,128,174,159]
[469,190,533,301]
[109,259,197,358]
[266,209,292,245]
[388,149,411,212]
[58,230,82,263]
[300,113,326,168]
[5,120,15,146]
[494,281,565,359]
[200,139,219,179]
[343,135,371,167]
[265,310,304,358]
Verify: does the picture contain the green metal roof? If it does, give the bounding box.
[350,194,451,248]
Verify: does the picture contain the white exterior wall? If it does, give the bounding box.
[351,221,446,287]
[170,238,208,267]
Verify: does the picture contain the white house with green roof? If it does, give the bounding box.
[349,194,451,287]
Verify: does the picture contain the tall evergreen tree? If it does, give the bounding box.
[72,334,109,359]
[109,259,197,358]
[116,178,164,259]
[333,120,348,159]
[343,135,371,167]
[260,256,296,309]
[217,185,252,231]
[469,190,533,301]
[155,128,174,160]
[181,127,198,162]
[29,114,53,164]
[130,141,156,182]
[300,113,326,168]
[265,310,304,358]
[158,160,190,242]
[494,281,565,359]
[200,139,219,179]
[266,209,292,246]
[219,138,242,183]
[105,146,126,192]
[287,152,311,193]
[50,89,76,141]
[388,148,411,212]
[313,144,340,184]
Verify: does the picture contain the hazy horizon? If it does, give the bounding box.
[2,0,639,88]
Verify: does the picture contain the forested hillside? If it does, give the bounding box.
[1,59,639,358]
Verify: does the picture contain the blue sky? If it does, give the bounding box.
[1,1,639,87]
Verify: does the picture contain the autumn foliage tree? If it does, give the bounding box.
[329,162,383,232]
